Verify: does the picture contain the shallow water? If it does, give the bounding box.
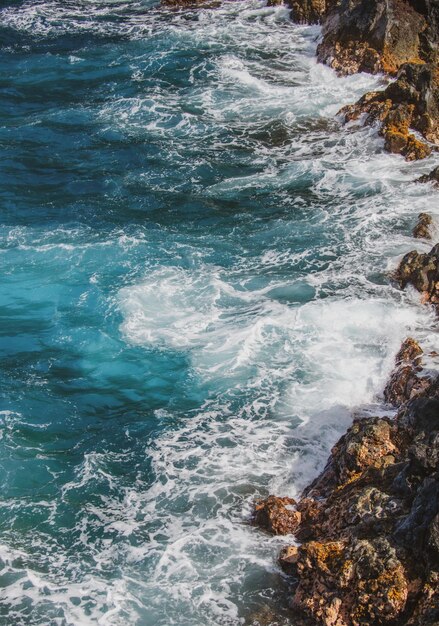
[0,0,439,624]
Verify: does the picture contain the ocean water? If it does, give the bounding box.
[0,1,438,624]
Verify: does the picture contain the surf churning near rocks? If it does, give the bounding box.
[0,0,438,624]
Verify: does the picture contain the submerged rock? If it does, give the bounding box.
[418,166,439,185]
[161,0,220,7]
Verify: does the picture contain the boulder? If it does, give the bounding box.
[253,495,301,535]
[316,0,428,76]
[413,213,434,239]
[394,243,439,308]
[383,338,430,406]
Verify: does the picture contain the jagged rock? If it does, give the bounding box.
[253,495,301,535]
[394,243,439,307]
[316,0,428,76]
[292,537,409,626]
[287,0,327,24]
[413,213,433,239]
[383,338,430,406]
[405,572,439,626]
[302,417,399,501]
[418,166,439,185]
[279,544,299,575]
[339,63,438,160]
[257,381,439,626]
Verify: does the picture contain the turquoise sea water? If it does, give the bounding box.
[0,1,438,624]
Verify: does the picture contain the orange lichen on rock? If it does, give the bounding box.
[339,63,437,160]
[254,358,439,626]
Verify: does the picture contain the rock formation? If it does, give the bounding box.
[383,338,431,406]
[315,0,436,76]
[255,368,439,626]
[338,62,438,160]
[413,213,434,239]
[419,166,439,185]
[253,495,301,535]
[394,243,439,309]
[285,0,328,24]
[286,0,439,159]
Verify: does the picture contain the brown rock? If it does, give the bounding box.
[279,544,299,575]
[303,417,399,502]
[292,538,408,626]
[277,393,439,626]
[287,0,327,24]
[394,243,439,308]
[383,338,430,407]
[406,572,439,626]
[253,496,301,535]
[339,63,438,160]
[413,213,433,239]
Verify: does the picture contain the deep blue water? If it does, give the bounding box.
[0,1,438,624]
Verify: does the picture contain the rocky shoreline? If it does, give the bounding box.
[163,0,439,623]
[255,338,439,625]
[251,1,439,624]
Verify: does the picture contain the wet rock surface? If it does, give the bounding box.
[339,62,439,160]
[286,0,328,24]
[419,166,439,185]
[254,371,439,626]
[289,0,439,158]
[383,338,431,407]
[313,0,437,76]
[254,495,301,535]
[394,243,439,309]
[413,212,434,239]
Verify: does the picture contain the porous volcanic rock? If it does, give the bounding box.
[315,0,436,76]
[293,537,409,626]
[286,0,327,24]
[284,0,438,77]
[253,495,301,535]
[286,0,439,158]
[254,365,439,626]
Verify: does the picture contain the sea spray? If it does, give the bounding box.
[0,0,438,624]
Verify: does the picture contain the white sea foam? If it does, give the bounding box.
[2,0,439,624]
